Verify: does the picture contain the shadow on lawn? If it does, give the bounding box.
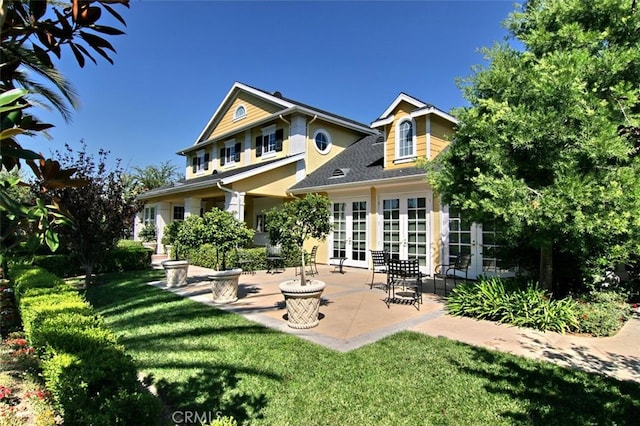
[448,344,640,424]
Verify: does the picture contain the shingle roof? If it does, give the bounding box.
[289,134,426,191]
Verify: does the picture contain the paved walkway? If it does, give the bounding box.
[148,262,640,384]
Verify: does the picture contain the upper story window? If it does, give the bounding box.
[313,129,332,154]
[220,140,241,166]
[397,119,415,159]
[234,105,246,121]
[192,150,210,174]
[256,125,284,158]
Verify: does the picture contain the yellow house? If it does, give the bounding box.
[138,82,504,277]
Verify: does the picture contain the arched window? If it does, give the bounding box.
[398,120,414,158]
[234,105,246,120]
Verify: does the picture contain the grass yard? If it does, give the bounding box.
[85,270,640,425]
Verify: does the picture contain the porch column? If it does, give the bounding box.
[224,191,246,221]
[184,197,202,217]
[156,202,171,254]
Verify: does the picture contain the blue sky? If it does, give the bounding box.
[25,0,519,172]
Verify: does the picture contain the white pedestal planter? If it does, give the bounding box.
[161,260,189,288]
[279,279,326,329]
[209,269,242,304]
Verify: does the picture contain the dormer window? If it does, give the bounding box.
[233,105,246,121]
[395,119,416,162]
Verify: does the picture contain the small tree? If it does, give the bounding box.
[265,194,332,285]
[175,209,254,270]
[42,143,140,285]
[137,224,156,243]
[160,220,181,259]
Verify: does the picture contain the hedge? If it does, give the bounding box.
[10,265,161,425]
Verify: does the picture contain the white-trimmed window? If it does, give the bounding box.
[191,150,210,174]
[173,206,185,221]
[234,105,246,121]
[313,129,332,154]
[143,206,155,226]
[220,140,241,166]
[396,119,415,159]
[256,125,284,158]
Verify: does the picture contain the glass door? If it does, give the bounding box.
[331,199,369,268]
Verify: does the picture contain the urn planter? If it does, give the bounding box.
[279,279,326,329]
[161,260,189,288]
[209,268,242,304]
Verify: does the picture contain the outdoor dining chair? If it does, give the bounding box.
[386,258,423,310]
[369,249,389,289]
[433,253,472,296]
[295,245,318,277]
[265,242,284,274]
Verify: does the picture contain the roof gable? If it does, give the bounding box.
[376,93,431,121]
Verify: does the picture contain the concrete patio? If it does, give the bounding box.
[148,262,640,384]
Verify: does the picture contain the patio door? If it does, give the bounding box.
[447,207,515,279]
[380,194,431,274]
[331,199,368,268]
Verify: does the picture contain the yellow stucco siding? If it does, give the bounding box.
[233,163,298,197]
[306,120,363,172]
[430,116,455,158]
[208,94,283,140]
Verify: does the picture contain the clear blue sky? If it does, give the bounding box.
[25,0,519,172]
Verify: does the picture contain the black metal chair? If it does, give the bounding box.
[265,243,284,274]
[295,245,318,277]
[433,253,472,296]
[386,258,423,310]
[235,249,254,275]
[369,249,389,289]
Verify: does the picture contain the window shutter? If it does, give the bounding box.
[220,148,225,166]
[204,152,210,170]
[275,129,284,152]
[234,143,241,162]
[255,136,262,157]
[192,156,197,173]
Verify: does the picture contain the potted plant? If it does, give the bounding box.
[265,193,332,329]
[138,223,157,253]
[199,208,254,304]
[161,220,189,288]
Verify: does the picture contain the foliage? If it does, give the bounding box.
[424,0,640,292]
[446,277,580,333]
[160,220,182,259]
[0,0,129,260]
[188,245,267,272]
[38,143,141,286]
[175,209,254,270]
[265,194,331,284]
[574,291,632,337]
[84,270,640,425]
[129,160,181,194]
[10,265,161,425]
[137,223,156,242]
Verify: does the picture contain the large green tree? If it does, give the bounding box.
[426,0,640,292]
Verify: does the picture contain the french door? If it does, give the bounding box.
[331,199,368,268]
[447,207,515,279]
[380,194,431,274]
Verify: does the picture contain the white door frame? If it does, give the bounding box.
[330,197,369,268]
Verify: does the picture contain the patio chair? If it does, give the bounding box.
[295,245,318,277]
[369,249,389,289]
[265,242,284,274]
[235,249,254,275]
[433,253,472,296]
[386,258,423,310]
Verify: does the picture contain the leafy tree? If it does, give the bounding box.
[0,1,129,258]
[425,0,640,293]
[40,143,140,285]
[130,160,181,193]
[265,194,332,285]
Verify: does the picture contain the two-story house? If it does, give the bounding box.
[137,82,505,278]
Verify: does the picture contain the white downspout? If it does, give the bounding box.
[216,181,245,221]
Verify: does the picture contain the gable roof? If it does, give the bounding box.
[371,92,458,128]
[183,82,375,154]
[289,134,426,193]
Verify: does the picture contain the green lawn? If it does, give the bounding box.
[85,270,640,425]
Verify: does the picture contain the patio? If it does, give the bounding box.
[148,262,640,383]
